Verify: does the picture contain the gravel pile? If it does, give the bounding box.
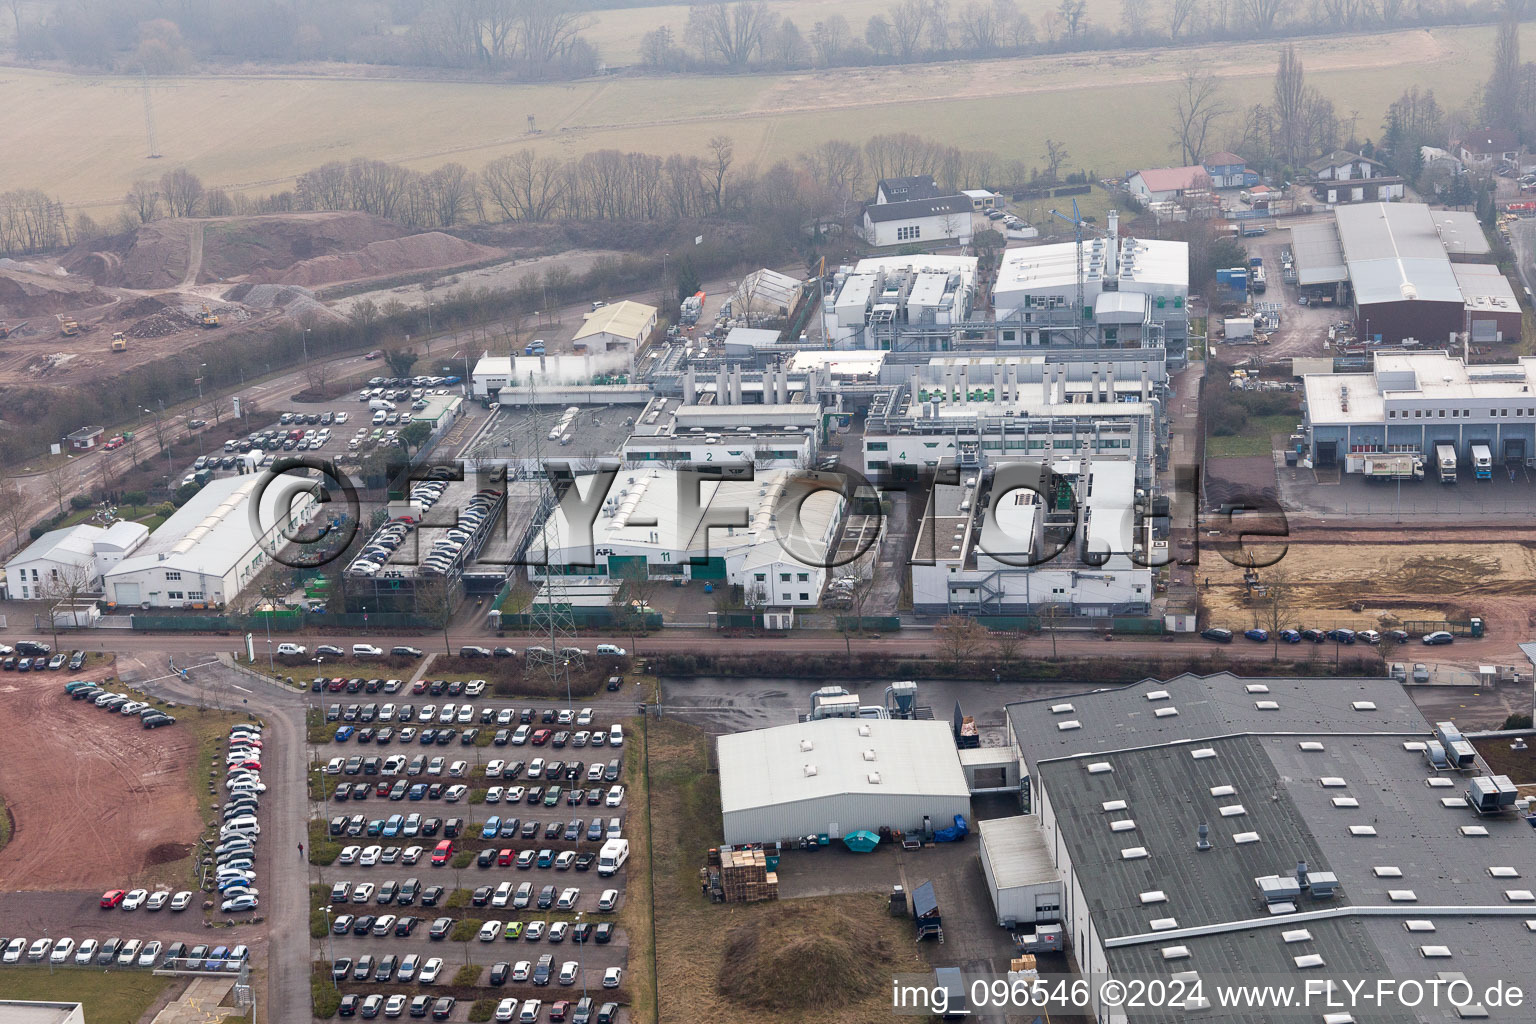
[126,310,194,338]
[233,283,334,321]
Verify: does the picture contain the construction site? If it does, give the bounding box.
[0,212,501,387]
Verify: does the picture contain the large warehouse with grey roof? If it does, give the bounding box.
[988,672,1536,1022]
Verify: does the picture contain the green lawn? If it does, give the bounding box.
[1207,413,1297,458]
[0,969,174,1024]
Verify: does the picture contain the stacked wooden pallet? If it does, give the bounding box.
[719,847,779,902]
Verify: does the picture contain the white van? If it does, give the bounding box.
[595,644,626,656]
[597,838,628,877]
[608,724,623,747]
[276,643,306,656]
[372,410,387,425]
[369,398,394,411]
[352,644,384,658]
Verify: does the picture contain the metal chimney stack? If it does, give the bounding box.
[958,365,970,405]
[715,366,729,405]
[777,364,789,405]
[1140,366,1150,401]
[1107,208,1120,277]
[1105,366,1116,404]
[684,366,697,404]
[730,365,743,406]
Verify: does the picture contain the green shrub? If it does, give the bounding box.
[70,494,92,510]
[453,963,482,986]
[445,888,469,910]
[310,907,331,939]
[311,969,341,1017]
[468,999,498,1022]
[123,490,148,506]
[450,917,482,942]
[451,849,475,869]
[154,501,176,517]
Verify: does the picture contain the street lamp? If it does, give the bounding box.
[303,328,311,362]
[576,911,586,999]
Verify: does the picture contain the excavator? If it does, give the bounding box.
[198,305,220,328]
[111,331,127,352]
[0,319,28,339]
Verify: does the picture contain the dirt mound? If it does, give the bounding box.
[117,219,201,290]
[201,212,408,281]
[143,841,193,867]
[266,231,500,288]
[0,268,115,317]
[717,906,891,1010]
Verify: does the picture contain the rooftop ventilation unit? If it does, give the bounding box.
[1467,775,1518,813]
[1195,823,1211,852]
[1307,871,1339,898]
[800,739,814,752]
[1257,875,1301,903]
[862,749,877,761]
[867,772,881,785]
[803,764,817,777]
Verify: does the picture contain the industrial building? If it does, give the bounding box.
[526,467,842,608]
[992,213,1190,362]
[1002,671,1536,1023]
[571,300,657,365]
[103,474,317,609]
[716,717,971,845]
[823,254,979,350]
[0,1003,86,1024]
[730,268,803,323]
[909,459,1153,616]
[1302,350,1536,471]
[4,520,148,599]
[862,353,1163,487]
[470,354,650,407]
[620,391,820,469]
[1337,203,1464,345]
[1452,263,1522,342]
[977,815,1062,927]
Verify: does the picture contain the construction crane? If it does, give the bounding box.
[1049,198,1089,331]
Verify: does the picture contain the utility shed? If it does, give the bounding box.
[978,815,1063,927]
[716,718,970,845]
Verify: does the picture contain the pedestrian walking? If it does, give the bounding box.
[298,843,304,858]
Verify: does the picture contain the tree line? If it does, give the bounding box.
[8,0,1499,80]
[92,131,1091,243]
[10,0,599,79]
[645,0,1491,74]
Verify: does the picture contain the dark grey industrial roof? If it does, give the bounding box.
[864,195,972,223]
[1007,671,1425,775]
[877,175,944,202]
[1015,672,1536,1022]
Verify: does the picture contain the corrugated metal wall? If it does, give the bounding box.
[722,792,972,846]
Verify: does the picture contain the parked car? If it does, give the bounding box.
[1201,627,1232,643]
[1423,631,1455,645]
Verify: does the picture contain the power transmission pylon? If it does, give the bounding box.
[527,372,584,709]
[141,68,161,159]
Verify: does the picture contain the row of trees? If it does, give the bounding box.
[1484,5,1536,146]
[0,189,73,257]
[108,131,1087,244]
[651,0,1490,73]
[11,0,600,78]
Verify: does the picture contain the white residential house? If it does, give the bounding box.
[861,196,974,248]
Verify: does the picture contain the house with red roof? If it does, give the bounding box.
[1126,165,1214,207]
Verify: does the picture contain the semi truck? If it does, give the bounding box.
[1361,455,1424,481]
[1472,443,1493,480]
[1435,443,1457,483]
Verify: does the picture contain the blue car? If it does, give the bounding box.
[206,946,228,967]
[335,725,355,742]
[1278,629,1302,643]
[408,784,427,801]
[1243,628,1269,642]
[481,817,501,839]
[383,814,404,838]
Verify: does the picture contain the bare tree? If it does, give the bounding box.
[888,0,930,60]
[1171,69,1231,165]
[1168,0,1198,38]
[43,459,72,516]
[1120,0,1149,37]
[1056,0,1087,40]
[1272,44,1309,166]
[1486,13,1521,132]
[838,561,879,659]
[42,560,98,633]
[349,299,382,343]
[0,478,27,550]
[688,1,776,67]
[126,180,161,224]
[991,626,1025,663]
[1238,0,1284,32]
[1256,569,1294,662]
[864,14,894,55]
[809,14,849,64]
[304,358,335,396]
[706,135,734,213]
[483,151,566,222]
[160,168,204,218]
[934,614,987,665]
[1042,138,1070,182]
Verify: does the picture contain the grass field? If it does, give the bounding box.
[0,968,174,1024]
[0,793,9,854]
[1207,412,1297,457]
[8,24,1518,214]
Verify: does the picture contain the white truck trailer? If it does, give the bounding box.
[1435,443,1457,484]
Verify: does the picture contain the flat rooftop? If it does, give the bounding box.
[1013,671,1536,1021]
[977,814,1057,890]
[1289,220,1348,286]
[1430,208,1493,256]
[475,405,635,462]
[0,1004,83,1024]
[1452,262,1520,312]
[1304,351,1536,424]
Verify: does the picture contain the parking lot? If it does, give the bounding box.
[311,691,634,1021]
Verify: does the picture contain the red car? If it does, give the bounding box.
[531,729,552,746]
[430,839,454,866]
[327,678,347,692]
[498,849,513,867]
[100,889,126,909]
[412,680,427,695]
[549,1001,570,1022]
[103,436,126,451]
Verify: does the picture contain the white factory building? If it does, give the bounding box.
[470,354,651,407]
[824,254,979,350]
[1302,349,1536,470]
[3,520,148,600]
[992,214,1189,358]
[910,459,1153,616]
[977,815,1063,927]
[527,467,842,607]
[103,475,318,609]
[620,395,820,469]
[716,717,972,845]
[862,356,1163,487]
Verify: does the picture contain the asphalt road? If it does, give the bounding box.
[116,650,313,1024]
